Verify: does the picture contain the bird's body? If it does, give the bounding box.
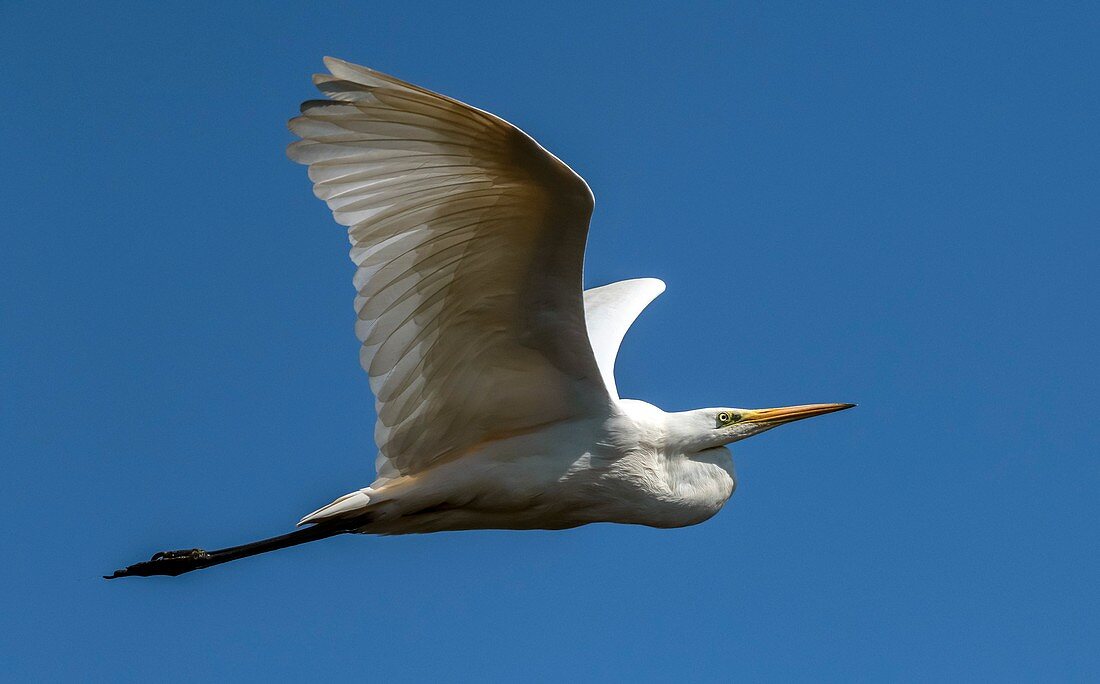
[326,401,736,536]
[106,58,851,579]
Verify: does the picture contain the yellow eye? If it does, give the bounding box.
[717,411,742,427]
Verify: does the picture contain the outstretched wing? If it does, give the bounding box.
[583,278,665,400]
[289,58,610,482]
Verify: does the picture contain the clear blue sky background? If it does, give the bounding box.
[3,1,1097,680]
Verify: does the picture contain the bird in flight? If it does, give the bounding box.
[106,58,853,579]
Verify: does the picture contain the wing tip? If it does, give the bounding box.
[323,56,386,85]
[322,55,347,72]
[284,139,310,164]
[589,277,666,296]
[642,277,666,295]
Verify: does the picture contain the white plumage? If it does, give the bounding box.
[583,278,666,401]
[289,58,604,490]
[287,58,851,534]
[106,58,852,578]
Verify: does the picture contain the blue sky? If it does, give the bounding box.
[3,1,1097,680]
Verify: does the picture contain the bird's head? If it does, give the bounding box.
[669,403,855,453]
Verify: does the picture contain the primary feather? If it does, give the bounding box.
[289,58,609,486]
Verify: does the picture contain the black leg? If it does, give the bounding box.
[104,524,351,579]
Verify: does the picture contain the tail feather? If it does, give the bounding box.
[298,488,374,526]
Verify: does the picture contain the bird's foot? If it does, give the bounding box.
[104,548,212,579]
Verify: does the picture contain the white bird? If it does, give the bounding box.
[107,58,853,578]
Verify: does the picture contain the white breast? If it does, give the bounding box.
[580,446,735,528]
[563,402,738,528]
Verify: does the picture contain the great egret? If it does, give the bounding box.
[106,58,853,579]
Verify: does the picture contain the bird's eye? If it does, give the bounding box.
[716,412,742,427]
